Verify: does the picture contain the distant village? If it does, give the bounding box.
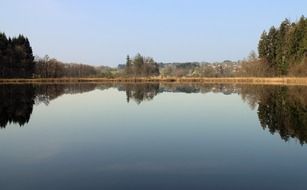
[158,60,241,77]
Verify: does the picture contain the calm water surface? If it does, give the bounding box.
[0,83,307,190]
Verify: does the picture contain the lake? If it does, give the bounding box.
[0,83,307,190]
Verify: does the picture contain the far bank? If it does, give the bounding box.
[1,77,307,86]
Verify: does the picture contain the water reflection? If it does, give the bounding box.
[118,83,160,104]
[256,86,307,144]
[0,84,96,128]
[34,83,97,105]
[1,83,307,145]
[0,85,35,128]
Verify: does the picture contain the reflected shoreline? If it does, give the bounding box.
[1,83,307,145]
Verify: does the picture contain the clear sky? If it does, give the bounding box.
[1,0,306,66]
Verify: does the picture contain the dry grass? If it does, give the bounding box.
[1,77,307,86]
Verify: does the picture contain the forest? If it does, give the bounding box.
[0,33,34,78]
[0,16,306,78]
[258,16,307,76]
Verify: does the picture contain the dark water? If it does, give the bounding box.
[0,83,307,190]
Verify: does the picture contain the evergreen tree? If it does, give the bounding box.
[267,26,278,70]
[258,31,268,60]
[125,55,132,76]
[276,19,290,74]
[257,16,307,75]
[0,33,34,78]
[0,33,9,76]
[292,16,306,64]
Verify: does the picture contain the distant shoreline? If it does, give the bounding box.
[1,77,307,86]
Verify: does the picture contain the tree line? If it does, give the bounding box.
[124,53,160,77]
[35,55,97,78]
[0,33,34,78]
[0,33,100,78]
[258,16,307,76]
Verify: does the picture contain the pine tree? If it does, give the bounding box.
[0,33,8,77]
[258,31,268,60]
[257,16,307,75]
[0,33,34,78]
[125,55,132,76]
[267,26,278,71]
[276,19,290,75]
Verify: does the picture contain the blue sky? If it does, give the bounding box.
[1,0,306,66]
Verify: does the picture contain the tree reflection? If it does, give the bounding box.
[256,86,307,144]
[0,85,35,128]
[35,84,97,105]
[118,83,307,144]
[1,82,307,145]
[240,85,307,144]
[118,83,160,104]
[0,84,97,128]
[118,83,239,104]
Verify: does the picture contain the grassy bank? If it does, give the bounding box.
[1,77,307,85]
